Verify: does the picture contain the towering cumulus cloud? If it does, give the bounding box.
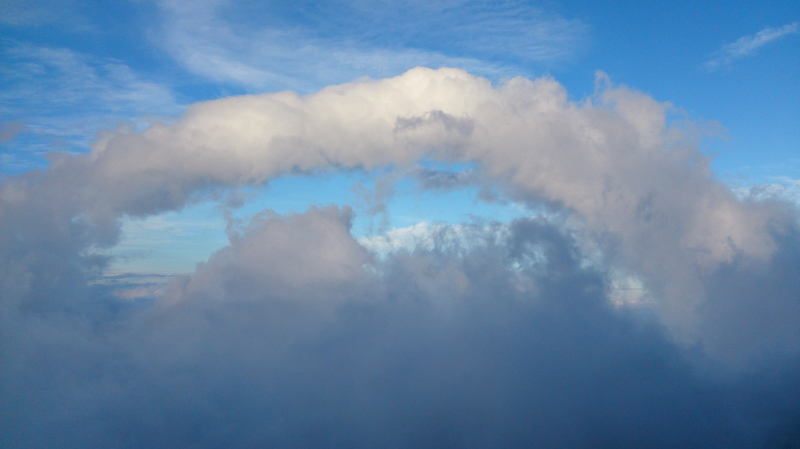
[2,68,799,447]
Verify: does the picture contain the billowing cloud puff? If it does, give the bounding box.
[1,68,800,447]
[4,209,798,447]
[172,206,375,304]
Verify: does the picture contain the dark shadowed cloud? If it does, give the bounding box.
[4,209,798,447]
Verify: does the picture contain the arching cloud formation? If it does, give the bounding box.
[2,68,799,447]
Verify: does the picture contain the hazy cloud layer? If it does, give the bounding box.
[2,68,800,447]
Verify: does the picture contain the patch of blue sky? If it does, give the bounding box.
[0,132,53,174]
[550,1,800,185]
[107,165,528,275]
[106,203,229,275]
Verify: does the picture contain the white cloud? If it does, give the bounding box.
[3,67,788,352]
[3,67,800,447]
[359,221,478,256]
[152,0,589,92]
[704,22,800,71]
[1,44,178,117]
[0,69,798,354]
[734,177,800,207]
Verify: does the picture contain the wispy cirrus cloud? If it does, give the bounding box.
[153,0,589,93]
[0,43,180,123]
[0,42,181,171]
[704,22,799,71]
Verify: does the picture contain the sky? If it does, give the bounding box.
[2,0,800,447]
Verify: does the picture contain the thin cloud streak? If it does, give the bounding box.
[153,0,589,92]
[0,43,178,117]
[0,42,181,171]
[704,22,800,71]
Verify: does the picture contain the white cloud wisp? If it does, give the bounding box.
[0,42,181,171]
[704,22,800,71]
[153,0,589,92]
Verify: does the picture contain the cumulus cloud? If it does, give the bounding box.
[49,67,790,347]
[704,22,800,71]
[2,68,800,447]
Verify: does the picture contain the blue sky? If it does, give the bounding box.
[2,0,799,273]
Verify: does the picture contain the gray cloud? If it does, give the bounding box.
[3,209,798,447]
[0,122,25,142]
[2,68,800,447]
